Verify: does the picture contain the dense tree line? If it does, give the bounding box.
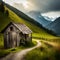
[43,27,57,36]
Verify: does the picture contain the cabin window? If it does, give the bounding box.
[10,27,13,31]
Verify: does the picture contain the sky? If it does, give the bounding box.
[3,0,35,12]
[3,0,60,18]
[28,0,60,13]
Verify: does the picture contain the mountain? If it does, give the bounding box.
[28,11,51,27]
[43,16,57,21]
[43,16,53,21]
[46,17,60,36]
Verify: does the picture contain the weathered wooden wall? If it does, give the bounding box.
[3,24,32,48]
[4,24,20,48]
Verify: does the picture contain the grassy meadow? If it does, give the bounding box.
[25,41,60,60]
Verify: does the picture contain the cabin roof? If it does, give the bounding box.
[1,22,32,34]
[13,22,32,34]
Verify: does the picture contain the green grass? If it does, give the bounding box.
[0,39,36,58]
[32,33,59,39]
[0,12,11,32]
[0,34,4,49]
[23,40,37,48]
[25,42,60,60]
[0,46,25,58]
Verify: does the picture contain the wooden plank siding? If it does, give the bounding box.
[2,22,32,48]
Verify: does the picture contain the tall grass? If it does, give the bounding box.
[25,42,60,60]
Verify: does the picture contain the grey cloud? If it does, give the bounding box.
[28,0,60,13]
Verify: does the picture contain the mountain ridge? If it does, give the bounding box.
[28,11,51,27]
[46,17,60,36]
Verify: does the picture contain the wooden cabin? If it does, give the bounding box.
[1,22,32,48]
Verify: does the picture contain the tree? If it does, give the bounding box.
[0,2,5,13]
[5,10,9,16]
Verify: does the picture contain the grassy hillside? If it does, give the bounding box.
[4,6,59,39]
[0,12,11,32]
[0,4,59,40]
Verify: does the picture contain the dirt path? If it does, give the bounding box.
[0,40,41,60]
[43,41,60,49]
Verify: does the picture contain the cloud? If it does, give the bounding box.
[28,0,60,13]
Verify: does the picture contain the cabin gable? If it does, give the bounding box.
[4,23,21,33]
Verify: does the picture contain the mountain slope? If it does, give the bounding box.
[43,16,53,21]
[47,17,60,36]
[28,11,51,27]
